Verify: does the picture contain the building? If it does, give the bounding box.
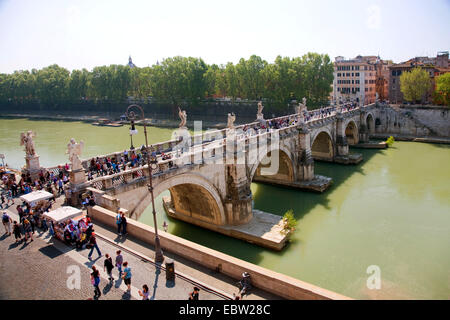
[128,56,136,68]
[388,51,450,104]
[332,55,388,106]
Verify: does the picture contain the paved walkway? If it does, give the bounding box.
[0,195,281,300]
[0,205,226,300]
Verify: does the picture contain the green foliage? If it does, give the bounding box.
[386,136,395,147]
[400,67,431,103]
[0,53,335,110]
[282,209,297,235]
[435,73,450,106]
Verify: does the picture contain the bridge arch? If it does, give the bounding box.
[249,145,295,183]
[344,119,359,145]
[310,129,335,161]
[135,173,226,226]
[366,113,375,134]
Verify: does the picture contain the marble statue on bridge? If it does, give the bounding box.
[227,112,236,129]
[67,138,84,171]
[256,101,264,120]
[178,107,187,129]
[20,131,37,158]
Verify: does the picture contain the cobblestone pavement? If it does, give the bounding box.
[0,206,226,300]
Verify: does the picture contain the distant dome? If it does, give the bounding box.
[128,56,136,68]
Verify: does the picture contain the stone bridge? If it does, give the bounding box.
[59,102,421,249]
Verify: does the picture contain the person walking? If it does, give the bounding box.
[104,254,114,281]
[12,221,22,243]
[91,266,101,299]
[6,190,14,206]
[122,261,132,293]
[87,232,102,259]
[2,211,12,235]
[23,218,33,243]
[115,250,123,277]
[138,285,149,300]
[188,287,200,300]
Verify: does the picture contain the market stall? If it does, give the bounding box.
[43,206,85,242]
[19,190,54,207]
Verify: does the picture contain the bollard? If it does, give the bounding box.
[165,259,175,281]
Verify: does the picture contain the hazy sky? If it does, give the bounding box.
[0,0,449,73]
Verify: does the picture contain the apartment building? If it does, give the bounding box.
[332,55,384,105]
[388,51,450,104]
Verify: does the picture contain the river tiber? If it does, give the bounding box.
[1,98,449,300]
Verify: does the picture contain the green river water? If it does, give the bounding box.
[1,118,449,299]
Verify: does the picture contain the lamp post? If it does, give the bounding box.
[125,104,164,263]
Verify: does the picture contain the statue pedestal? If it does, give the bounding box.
[256,113,264,120]
[67,168,88,206]
[24,155,42,180]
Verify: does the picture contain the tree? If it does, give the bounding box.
[434,72,450,106]
[400,67,431,103]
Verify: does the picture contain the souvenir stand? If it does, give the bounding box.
[43,206,85,241]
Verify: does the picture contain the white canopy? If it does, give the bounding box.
[43,206,82,223]
[19,190,53,205]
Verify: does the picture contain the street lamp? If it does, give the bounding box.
[125,104,164,263]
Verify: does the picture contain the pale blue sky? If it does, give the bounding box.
[0,0,449,73]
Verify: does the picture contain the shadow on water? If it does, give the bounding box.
[144,147,384,265]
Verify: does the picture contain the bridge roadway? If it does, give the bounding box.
[47,103,356,182]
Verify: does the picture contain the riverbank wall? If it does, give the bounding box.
[87,205,351,300]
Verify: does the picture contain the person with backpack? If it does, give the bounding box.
[2,211,12,235]
[104,254,114,281]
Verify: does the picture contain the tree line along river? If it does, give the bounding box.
[1,118,449,299]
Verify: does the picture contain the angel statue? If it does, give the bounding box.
[227,112,236,129]
[67,138,84,171]
[178,107,187,128]
[257,101,264,119]
[20,131,37,158]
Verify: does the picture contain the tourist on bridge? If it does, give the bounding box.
[87,232,102,259]
[116,211,122,235]
[122,261,132,293]
[91,266,101,299]
[119,212,127,236]
[104,253,115,281]
[23,218,33,243]
[2,211,12,235]
[115,250,123,277]
[188,287,200,300]
[138,285,150,300]
[12,221,22,243]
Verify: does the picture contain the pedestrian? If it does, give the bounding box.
[91,266,101,299]
[104,253,114,281]
[115,250,123,277]
[12,221,22,243]
[122,261,132,293]
[23,218,33,243]
[162,221,168,232]
[0,194,5,208]
[87,232,102,259]
[119,213,127,236]
[2,211,12,235]
[116,211,122,235]
[6,190,14,206]
[188,286,200,300]
[138,285,149,300]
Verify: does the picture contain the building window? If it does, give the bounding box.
[356,72,360,76]
[365,88,368,92]
[393,78,395,84]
